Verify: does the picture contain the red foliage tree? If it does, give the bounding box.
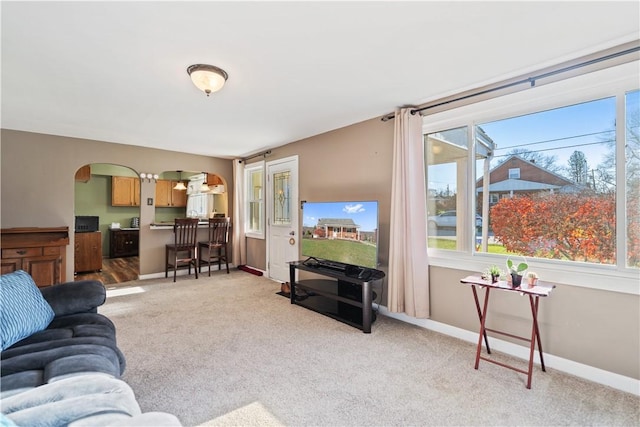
[627,191,640,267]
[490,193,617,264]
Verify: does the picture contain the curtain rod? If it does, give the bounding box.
[239,149,272,163]
[381,43,640,122]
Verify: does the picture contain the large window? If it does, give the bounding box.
[476,98,618,266]
[244,162,264,239]
[423,60,639,280]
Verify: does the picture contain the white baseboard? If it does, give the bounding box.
[377,305,640,396]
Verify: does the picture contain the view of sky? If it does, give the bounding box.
[302,201,378,231]
[479,97,616,176]
[426,91,640,192]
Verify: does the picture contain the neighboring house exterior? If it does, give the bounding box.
[313,218,361,240]
[476,155,575,205]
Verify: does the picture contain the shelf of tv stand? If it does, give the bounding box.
[288,260,385,333]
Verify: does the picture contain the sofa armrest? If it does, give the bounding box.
[40,280,106,317]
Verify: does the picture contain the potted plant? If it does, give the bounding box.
[526,271,539,287]
[506,257,528,287]
[483,265,503,283]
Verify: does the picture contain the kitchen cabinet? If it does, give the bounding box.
[109,229,139,258]
[75,165,91,182]
[207,174,224,186]
[74,231,102,273]
[112,176,140,206]
[155,179,188,207]
[0,227,69,287]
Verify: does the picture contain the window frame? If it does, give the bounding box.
[244,161,265,239]
[422,60,639,295]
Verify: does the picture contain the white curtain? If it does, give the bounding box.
[388,108,430,318]
[232,159,246,267]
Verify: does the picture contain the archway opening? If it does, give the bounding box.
[74,163,140,284]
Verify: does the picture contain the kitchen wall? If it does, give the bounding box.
[1,129,233,276]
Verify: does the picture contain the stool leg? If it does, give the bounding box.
[225,245,229,274]
[165,247,169,278]
[173,251,177,282]
[208,246,212,276]
[194,247,198,279]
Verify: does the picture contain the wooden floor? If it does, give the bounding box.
[74,256,139,285]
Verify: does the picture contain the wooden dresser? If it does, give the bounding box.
[1,227,70,287]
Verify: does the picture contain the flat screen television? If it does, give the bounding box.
[302,200,379,269]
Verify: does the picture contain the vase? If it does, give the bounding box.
[491,274,500,283]
[511,272,523,287]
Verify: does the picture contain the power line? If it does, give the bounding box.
[492,139,615,158]
[493,130,614,151]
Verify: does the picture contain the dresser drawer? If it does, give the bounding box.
[2,247,43,258]
[43,246,62,256]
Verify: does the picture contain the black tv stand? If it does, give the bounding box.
[288,260,385,333]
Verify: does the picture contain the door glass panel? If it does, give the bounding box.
[272,170,291,225]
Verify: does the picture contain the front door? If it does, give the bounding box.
[266,156,299,283]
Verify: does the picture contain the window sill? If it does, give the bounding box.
[428,250,640,295]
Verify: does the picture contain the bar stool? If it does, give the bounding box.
[199,217,231,275]
[165,218,199,282]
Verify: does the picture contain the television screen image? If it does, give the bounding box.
[302,200,379,269]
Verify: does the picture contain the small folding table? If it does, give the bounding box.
[460,275,555,389]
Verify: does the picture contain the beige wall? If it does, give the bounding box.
[245,117,394,271]
[1,129,234,276]
[430,266,639,379]
[242,117,639,382]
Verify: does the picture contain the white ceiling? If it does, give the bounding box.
[2,1,638,159]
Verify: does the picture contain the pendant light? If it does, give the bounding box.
[200,172,210,192]
[173,171,187,191]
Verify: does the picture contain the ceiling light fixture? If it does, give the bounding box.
[187,64,228,96]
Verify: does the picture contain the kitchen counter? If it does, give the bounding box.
[150,221,209,230]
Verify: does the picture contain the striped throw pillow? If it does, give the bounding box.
[1,270,55,351]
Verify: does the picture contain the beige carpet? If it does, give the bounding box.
[101,271,639,426]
